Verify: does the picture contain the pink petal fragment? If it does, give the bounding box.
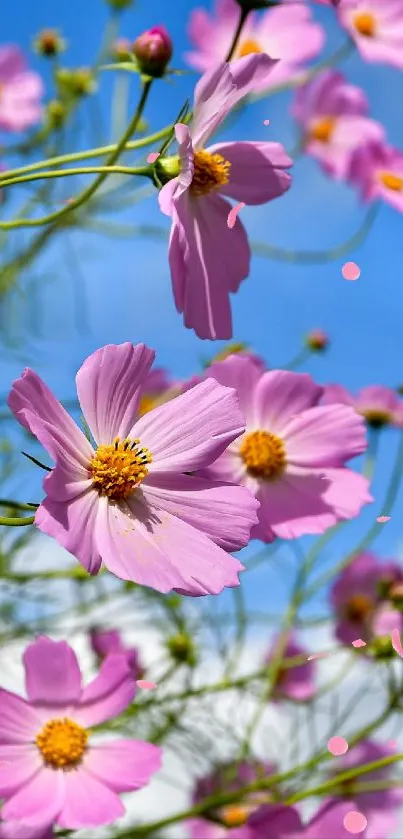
[391,628,403,658]
[147,152,160,163]
[136,680,157,690]
[352,639,366,648]
[342,262,360,281]
[377,515,391,523]
[328,736,349,756]
[263,119,270,125]
[227,202,245,229]
[307,652,332,661]
[343,811,367,834]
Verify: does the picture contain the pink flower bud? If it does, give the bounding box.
[133,25,173,77]
[305,329,329,352]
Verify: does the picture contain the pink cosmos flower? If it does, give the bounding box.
[322,382,403,428]
[330,552,402,646]
[347,141,403,215]
[200,355,372,542]
[8,343,259,595]
[185,0,324,91]
[229,800,367,838]
[137,366,183,416]
[265,633,316,702]
[0,819,53,839]
[0,636,161,830]
[89,627,144,679]
[337,0,403,70]
[0,46,43,132]
[292,70,384,179]
[158,55,292,339]
[188,761,276,839]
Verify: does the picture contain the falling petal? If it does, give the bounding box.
[343,811,367,834]
[263,119,270,125]
[391,628,403,658]
[227,202,246,229]
[147,152,160,163]
[377,515,391,523]
[136,679,157,689]
[307,651,332,660]
[352,639,366,648]
[328,736,349,756]
[342,262,360,281]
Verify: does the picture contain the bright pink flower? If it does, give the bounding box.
[293,70,384,179]
[347,141,403,214]
[330,552,402,645]
[158,55,292,339]
[337,0,403,69]
[89,628,144,679]
[201,356,372,542]
[0,637,161,830]
[322,382,403,428]
[185,0,324,91]
[265,633,316,702]
[0,46,43,132]
[8,343,258,595]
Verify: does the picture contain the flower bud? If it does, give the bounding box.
[370,635,395,660]
[155,155,181,184]
[56,67,96,98]
[34,29,66,57]
[106,0,133,9]
[46,100,66,130]
[166,632,197,666]
[110,37,132,62]
[133,26,173,78]
[305,329,329,352]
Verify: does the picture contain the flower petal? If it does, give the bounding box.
[23,637,82,708]
[191,61,236,149]
[0,689,42,744]
[142,472,259,552]
[200,354,264,420]
[305,799,363,838]
[34,489,103,576]
[253,370,323,434]
[75,343,155,445]
[208,141,292,204]
[97,492,244,595]
[285,404,368,467]
[1,768,65,826]
[57,769,124,829]
[0,745,41,797]
[74,654,135,728]
[84,739,162,792]
[133,377,246,472]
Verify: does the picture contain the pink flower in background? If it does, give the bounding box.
[201,355,372,542]
[0,637,161,829]
[8,343,259,595]
[188,760,276,839]
[89,628,145,679]
[330,552,402,645]
[185,0,324,91]
[0,819,53,839]
[372,603,403,639]
[137,366,183,416]
[230,800,368,838]
[158,55,292,339]
[347,141,403,214]
[322,382,403,428]
[0,46,43,132]
[337,0,403,69]
[265,633,316,702]
[293,70,384,179]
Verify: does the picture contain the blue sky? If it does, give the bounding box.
[1,0,403,620]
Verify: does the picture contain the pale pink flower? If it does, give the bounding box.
[347,141,403,214]
[322,382,403,428]
[265,633,316,702]
[8,343,258,595]
[293,70,384,179]
[159,55,292,339]
[201,355,372,542]
[0,637,161,829]
[0,46,43,132]
[337,0,403,69]
[185,0,324,91]
[89,627,145,679]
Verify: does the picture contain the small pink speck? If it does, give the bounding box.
[136,680,157,690]
[343,811,367,834]
[342,261,360,281]
[227,202,245,229]
[307,652,331,661]
[147,152,160,163]
[388,740,398,749]
[391,629,403,658]
[377,515,391,523]
[263,119,270,125]
[328,736,349,756]
[352,639,366,648]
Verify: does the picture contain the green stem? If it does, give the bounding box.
[0,499,38,511]
[284,346,312,371]
[0,165,151,192]
[0,515,35,527]
[286,752,403,806]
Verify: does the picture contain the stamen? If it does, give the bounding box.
[35,717,88,770]
[240,430,286,480]
[190,150,231,197]
[353,11,376,37]
[90,436,152,499]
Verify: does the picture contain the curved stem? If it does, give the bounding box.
[283,346,313,371]
[0,515,35,527]
[0,165,152,192]
[0,500,38,511]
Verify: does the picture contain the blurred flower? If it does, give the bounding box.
[106,0,133,9]
[158,55,292,339]
[188,760,276,839]
[321,382,403,428]
[305,329,329,352]
[230,800,364,838]
[337,0,403,69]
[33,29,66,58]
[89,627,145,678]
[166,632,197,666]
[56,67,96,98]
[293,70,384,179]
[0,636,161,829]
[110,38,132,62]
[347,141,403,215]
[0,45,43,132]
[202,356,371,541]
[0,819,53,839]
[330,552,402,645]
[133,26,173,77]
[185,0,324,92]
[137,367,182,416]
[45,100,66,130]
[209,344,265,367]
[8,343,258,595]
[265,633,316,702]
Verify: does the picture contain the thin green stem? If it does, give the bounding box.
[0,499,38,511]
[0,165,151,192]
[0,515,35,527]
[284,346,312,371]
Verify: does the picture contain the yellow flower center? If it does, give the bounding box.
[35,717,88,769]
[90,436,152,499]
[138,394,158,417]
[240,430,286,480]
[380,172,403,192]
[353,11,376,37]
[344,593,374,622]
[190,150,231,197]
[237,39,263,58]
[310,117,337,144]
[219,804,249,827]
[358,408,391,428]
